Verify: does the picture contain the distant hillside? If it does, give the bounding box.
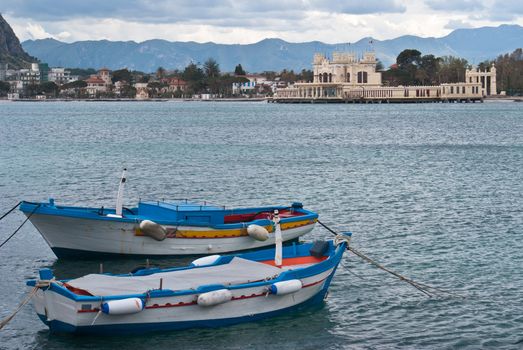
[22,24,523,73]
[0,14,35,69]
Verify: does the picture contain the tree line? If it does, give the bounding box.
[382,49,469,86]
[382,48,523,95]
[2,49,522,98]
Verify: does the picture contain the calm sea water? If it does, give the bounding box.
[0,101,522,349]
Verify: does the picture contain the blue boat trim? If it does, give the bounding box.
[19,200,318,228]
[28,240,347,303]
[41,285,330,335]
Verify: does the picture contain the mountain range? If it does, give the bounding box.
[20,24,523,73]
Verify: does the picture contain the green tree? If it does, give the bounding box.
[279,69,297,83]
[261,71,277,80]
[493,48,523,95]
[234,64,246,75]
[0,81,10,96]
[438,56,468,83]
[182,63,205,94]
[61,80,87,90]
[203,58,220,78]
[419,54,439,84]
[112,69,132,83]
[298,69,313,82]
[396,49,422,68]
[67,68,97,79]
[156,66,166,80]
[120,85,137,98]
[38,81,59,96]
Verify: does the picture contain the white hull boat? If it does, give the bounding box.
[27,235,351,334]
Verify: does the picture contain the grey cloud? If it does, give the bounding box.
[316,1,407,14]
[1,0,406,24]
[425,0,484,12]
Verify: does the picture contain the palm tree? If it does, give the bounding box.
[156,66,166,80]
[203,58,220,78]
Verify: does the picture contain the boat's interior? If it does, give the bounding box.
[223,209,306,224]
[61,242,332,297]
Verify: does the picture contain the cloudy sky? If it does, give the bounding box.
[2,0,522,43]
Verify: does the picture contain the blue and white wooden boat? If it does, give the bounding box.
[27,235,351,334]
[20,200,317,258]
[20,170,318,258]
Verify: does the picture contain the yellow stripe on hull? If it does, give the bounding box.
[134,218,317,239]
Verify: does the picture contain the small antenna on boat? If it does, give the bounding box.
[115,168,127,217]
[273,210,282,267]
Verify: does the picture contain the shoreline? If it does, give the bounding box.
[0,97,269,103]
[1,96,521,102]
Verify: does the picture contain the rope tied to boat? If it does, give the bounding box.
[318,220,460,298]
[0,204,40,250]
[0,286,39,331]
[334,234,351,247]
[0,201,21,222]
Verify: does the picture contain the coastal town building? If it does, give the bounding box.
[85,76,108,96]
[99,68,111,85]
[274,52,495,103]
[135,83,149,100]
[48,68,79,85]
[232,74,267,94]
[162,77,188,94]
[85,68,112,96]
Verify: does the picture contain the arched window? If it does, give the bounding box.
[356,72,368,83]
[346,73,350,82]
[328,73,332,82]
[323,73,328,83]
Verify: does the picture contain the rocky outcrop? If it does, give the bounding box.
[0,13,35,69]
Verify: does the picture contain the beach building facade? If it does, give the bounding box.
[274,52,496,103]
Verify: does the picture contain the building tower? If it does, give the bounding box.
[465,65,497,96]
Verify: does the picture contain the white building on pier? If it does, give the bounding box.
[275,52,496,102]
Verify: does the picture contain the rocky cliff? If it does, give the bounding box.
[0,14,35,69]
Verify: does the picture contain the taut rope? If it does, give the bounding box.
[0,204,40,250]
[0,286,39,330]
[319,220,459,298]
[0,202,21,222]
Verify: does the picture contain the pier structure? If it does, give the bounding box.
[272,52,492,103]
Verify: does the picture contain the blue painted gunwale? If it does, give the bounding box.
[19,200,318,229]
[27,240,348,303]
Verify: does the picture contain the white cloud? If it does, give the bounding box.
[3,1,523,44]
[445,19,474,30]
[25,23,54,40]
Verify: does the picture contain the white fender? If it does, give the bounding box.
[197,289,232,307]
[101,297,144,315]
[191,255,221,266]
[269,279,302,295]
[247,224,269,241]
[139,220,167,241]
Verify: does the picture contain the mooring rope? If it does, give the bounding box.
[0,204,40,250]
[0,286,39,330]
[318,220,459,298]
[0,202,21,222]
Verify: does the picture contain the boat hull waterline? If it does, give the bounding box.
[20,200,318,257]
[27,238,349,334]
